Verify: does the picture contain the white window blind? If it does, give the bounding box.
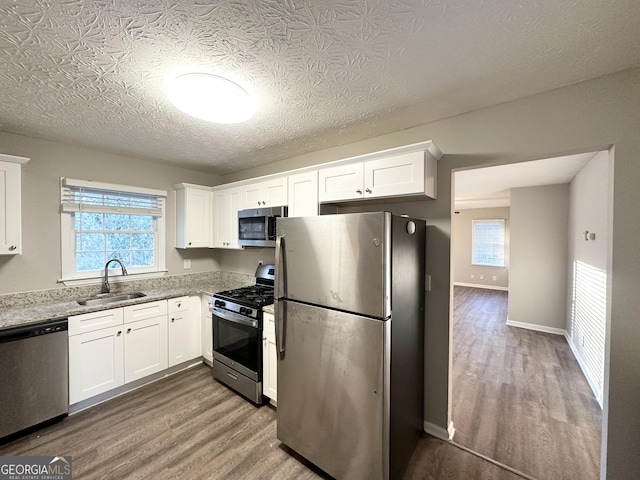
[472,219,506,267]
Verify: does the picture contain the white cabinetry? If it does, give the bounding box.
[123,300,168,383]
[69,309,125,404]
[318,144,440,203]
[0,154,29,255]
[287,171,319,217]
[262,311,277,405]
[201,295,213,364]
[168,296,201,367]
[211,186,243,249]
[174,183,211,248]
[241,177,288,209]
[69,300,169,404]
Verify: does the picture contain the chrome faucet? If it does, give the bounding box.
[102,259,128,294]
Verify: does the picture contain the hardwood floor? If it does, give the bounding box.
[452,286,602,480]
[1,363,524,480]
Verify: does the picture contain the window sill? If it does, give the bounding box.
[58,270,169,287]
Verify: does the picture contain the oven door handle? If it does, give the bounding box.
[211,307,258,329]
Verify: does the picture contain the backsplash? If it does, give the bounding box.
[0,271,253,309]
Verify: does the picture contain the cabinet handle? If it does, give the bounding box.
[117,331,122,336]
[8,245,17,251]
[171,318,175,323]
[127,328,132,333]
[188,242,192,246]
[177,303,181,308]
[356,189,362,194]
[365,188,372,193]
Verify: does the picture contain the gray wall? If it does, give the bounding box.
[509,184,569,331]
[0,132,221,294]
[218,68,640,479]
[452,207,510,289]
[567,150,611,404]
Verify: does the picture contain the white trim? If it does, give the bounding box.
[59,269,168,286]
[454,282,509,291]
[424,420,455,441]
[63,177,167,197]
[565,333,604,408]
[0,153,29,164]
[506,319,566,336]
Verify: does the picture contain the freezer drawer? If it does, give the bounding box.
[276,300,390,480]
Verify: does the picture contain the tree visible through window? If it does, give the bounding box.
[61,178,166,281]
[472,219,506,267]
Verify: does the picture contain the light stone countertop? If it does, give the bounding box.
[0,271,255,331]
[262,304,275,315]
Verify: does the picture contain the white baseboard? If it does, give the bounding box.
[565,334,604,408]
[506,319,566,336]
[424,420,455,441]
[453,282,509,292]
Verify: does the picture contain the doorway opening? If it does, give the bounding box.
[449,149,611,479]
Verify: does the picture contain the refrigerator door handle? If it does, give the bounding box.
[275,299,286,358]
[275,234,286,299]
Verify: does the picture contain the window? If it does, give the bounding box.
[60,178,167,282]
[472,219,506,267]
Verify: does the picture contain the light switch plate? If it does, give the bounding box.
[183,259,191,269]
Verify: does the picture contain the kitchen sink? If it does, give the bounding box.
[77,292,147,306]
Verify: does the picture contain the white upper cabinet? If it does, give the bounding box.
[211,186,243,249]
[0,154,29,255]
[174,183,211,248]
[240,176,288,209]
[318,142,441,203]
[288,171,319,217]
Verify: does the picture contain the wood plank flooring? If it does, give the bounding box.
[452,286,602,480]
[1,363,524,480]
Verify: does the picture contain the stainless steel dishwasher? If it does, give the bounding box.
[0,318,69,441]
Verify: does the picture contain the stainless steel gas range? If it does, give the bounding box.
[210,264,274,404]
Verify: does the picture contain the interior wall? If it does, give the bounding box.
[567,150,611,405]
[0,132,221,294]
[509,184,569,332]
[218,68,640,479]
[219,247,276,276]
[452,207,510,290]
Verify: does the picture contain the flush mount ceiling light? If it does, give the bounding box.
[167,73,255,124]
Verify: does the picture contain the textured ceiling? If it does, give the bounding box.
[1,1,639,175]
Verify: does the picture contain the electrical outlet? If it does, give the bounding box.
[183,259,191,269]
[492,275,497,281]
[480,275,484,280]
[470,274,475,279]
[258,260,263,266]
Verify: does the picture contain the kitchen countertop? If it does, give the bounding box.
[0,271,254,331]
[263,304,275,315]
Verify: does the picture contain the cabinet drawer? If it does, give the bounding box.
[168,296,189,313]
[123,300,168,324]
[69,308,123,336]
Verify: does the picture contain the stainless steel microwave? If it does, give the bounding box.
[238,206,288,247]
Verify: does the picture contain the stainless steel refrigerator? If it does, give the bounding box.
[275,212,425,480]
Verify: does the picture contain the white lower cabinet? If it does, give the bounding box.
[167,296,201,367]
[69,299,171,405]
[69,324,125,404]
[201,295,213,364]
[262,311,277,404]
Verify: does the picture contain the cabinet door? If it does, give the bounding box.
[241,177,288,209]
[69,325,124,404]
[288,171,318,217]
[201,295,213,364]
[262,312,277,404]
[168,297,201,367]
[0,160,23,255]
[124,315,168,383]
[318,162,364,202]
[363,151,425,198]
[175,186,211,248]
[212,187,243,249]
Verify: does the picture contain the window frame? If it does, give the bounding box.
[471,218,506,268]
[60,177,167,284]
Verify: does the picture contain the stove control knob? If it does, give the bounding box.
[215,300,225,308]
[239,307,246,314]
[245,308,253,316]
